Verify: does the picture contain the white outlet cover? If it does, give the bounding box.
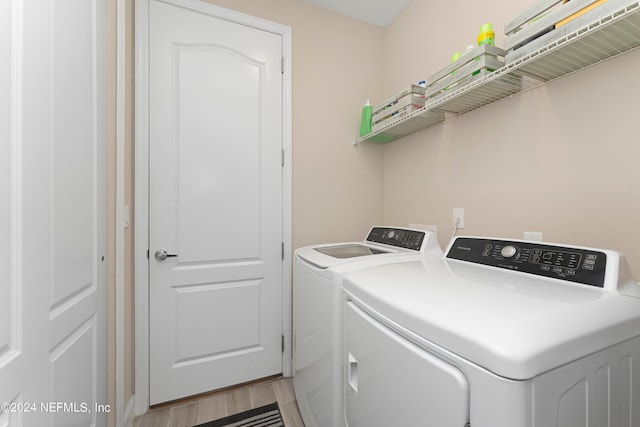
[453,208,464,229]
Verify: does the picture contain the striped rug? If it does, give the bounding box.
[195,402,284,427]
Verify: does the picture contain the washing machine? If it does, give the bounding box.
[343,236,640,427]
[293,226,442,427]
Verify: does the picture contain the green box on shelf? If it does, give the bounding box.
[423,45,507,102]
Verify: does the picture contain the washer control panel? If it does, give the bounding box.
[446,237,607,287]
[366,227,425,252]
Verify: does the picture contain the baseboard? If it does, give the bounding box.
[124,395,136,427]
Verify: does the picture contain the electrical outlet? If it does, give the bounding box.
[453,208,464,229]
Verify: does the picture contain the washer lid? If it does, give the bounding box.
[295,242,404,271]
[295,227,443,270]
[315,243,390,259]
[343,259,640,380]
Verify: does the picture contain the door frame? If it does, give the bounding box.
[134,0,292,415]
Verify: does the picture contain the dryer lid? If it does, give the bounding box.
[343,258,640,380]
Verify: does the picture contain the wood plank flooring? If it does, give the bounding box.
[133,377,304,427]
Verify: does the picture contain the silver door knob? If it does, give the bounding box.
[154,249,177,261]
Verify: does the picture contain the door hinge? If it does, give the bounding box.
[281,57,284,74]
[281,242,285,260]
[281,149,285,167]
[281,335,285,353]
[146,249,149,260]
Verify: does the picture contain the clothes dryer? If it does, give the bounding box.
[343,236,640,427]
[293,227,442,427]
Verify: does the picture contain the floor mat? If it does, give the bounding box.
[194,402,284,427]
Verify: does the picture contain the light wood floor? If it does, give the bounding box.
[133,376,304,427]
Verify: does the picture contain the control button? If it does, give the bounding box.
[501,245,517,258]
[388,230,395,239]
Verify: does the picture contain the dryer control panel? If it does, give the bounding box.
[366,227,425,252]
[446,237,607,287]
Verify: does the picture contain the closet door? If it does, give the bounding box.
[0,1,107,426]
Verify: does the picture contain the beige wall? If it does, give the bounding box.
[382,0,640,278]
[106,1,116,424]
[107,1,136,425]
[124,0,136,409]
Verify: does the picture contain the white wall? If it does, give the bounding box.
[382,0,640,278]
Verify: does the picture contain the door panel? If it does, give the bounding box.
[0,2,32,425]
[149,0,284,404]
[51,318,97,427]
[175,280,261,360]
[0,4,17,421]
[0,0,106,425]
[49,1,105,425]
[0,0,12,368]
[176,46,261,263]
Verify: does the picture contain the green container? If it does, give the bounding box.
[478,22,495,46]
[359,100,373,136]
[480,22,493,33]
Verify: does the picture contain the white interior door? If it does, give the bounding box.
[148,0,284,404]
[0,0,107,426]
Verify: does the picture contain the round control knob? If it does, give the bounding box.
[501,245,517,258]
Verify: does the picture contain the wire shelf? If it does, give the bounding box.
[355,0,640,144]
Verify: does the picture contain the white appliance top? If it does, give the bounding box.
[295,227,442,274]
[343,236,640,380]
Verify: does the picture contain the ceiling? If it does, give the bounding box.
[302,0,412,27]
